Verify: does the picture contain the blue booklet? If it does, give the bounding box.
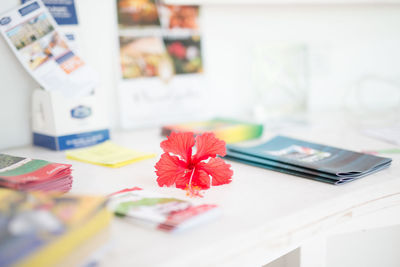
[225,135,392,184]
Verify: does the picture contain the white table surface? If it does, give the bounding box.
[3,114,400,267]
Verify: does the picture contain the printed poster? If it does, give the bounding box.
[116,0,206,128]
[0,1,96,97]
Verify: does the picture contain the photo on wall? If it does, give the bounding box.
[119,36,168,79]
[117,0,161,28]
[164,35,202,75]
[159,5,199,30]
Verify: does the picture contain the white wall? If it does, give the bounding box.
[202,4,400,116]
[1,1,400,149]
[0,0,39,150]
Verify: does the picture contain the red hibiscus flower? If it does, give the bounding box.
[155,132,233,197]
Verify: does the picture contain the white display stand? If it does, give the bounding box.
[32,89,110,150]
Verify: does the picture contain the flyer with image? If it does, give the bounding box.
[0,0,97,97]
[116,0,206,128]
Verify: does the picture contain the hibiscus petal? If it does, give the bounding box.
[192,132,227,163]
[155,153,187,187]
[175,171,191,189]
[175,169,211,190]
[160,132,195,163]
[198,157,233,186]
[192,170,211,189]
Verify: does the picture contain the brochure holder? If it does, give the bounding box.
[32,89,110,150]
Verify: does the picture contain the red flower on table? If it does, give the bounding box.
[155,132,233,197]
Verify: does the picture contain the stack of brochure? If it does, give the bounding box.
[0,154,73,192]
[108,187,220,233]
[0,188,111,267]
[162,118,263,143]
[225,135,392,185]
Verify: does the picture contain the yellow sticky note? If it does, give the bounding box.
[66,141,156,168]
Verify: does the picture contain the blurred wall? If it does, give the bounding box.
[1,1,400,149]
[202,4,400,119]
[0,0,38,150]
